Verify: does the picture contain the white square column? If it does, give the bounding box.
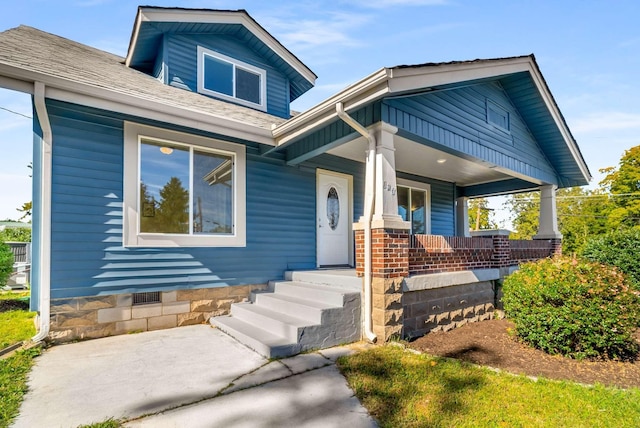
[456,196,471,237]
[534,184,562,239]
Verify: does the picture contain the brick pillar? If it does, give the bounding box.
[550,238,562,257]
[491,234,510,269]
[355,229,364,277]
[370,227,409,342]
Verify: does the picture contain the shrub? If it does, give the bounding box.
[0,227,31,243]
[581,229,640,291]
[0,242,13,287]
[502,257,640,360]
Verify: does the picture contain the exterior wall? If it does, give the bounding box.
[48,284,266,343]
[403,280,495,339]
[384,81,559,185]
[165,34,290,118]
[46,99,364,301]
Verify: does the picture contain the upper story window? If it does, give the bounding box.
[486,99,510,132]
[197,46,267,111]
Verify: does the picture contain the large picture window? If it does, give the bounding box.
[397,179,431,235]
[197,46,266,110]
[124,123,246,247]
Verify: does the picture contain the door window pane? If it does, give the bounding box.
[327,187,340,230]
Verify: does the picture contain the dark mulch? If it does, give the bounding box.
[408,319,640,389]
[0,299,29,313]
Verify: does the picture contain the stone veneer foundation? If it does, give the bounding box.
[48,284,267,343]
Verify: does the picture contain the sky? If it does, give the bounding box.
[0,0,639,226]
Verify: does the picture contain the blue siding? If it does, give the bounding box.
[384,81,559,185]
[398,172,455,236]
[46,101,362,299]
[166,34,290,118]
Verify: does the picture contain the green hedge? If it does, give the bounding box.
[502,257,640,360]
[582,229,640,290]
[0,242,13,287]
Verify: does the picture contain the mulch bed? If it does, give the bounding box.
[0,299,29,312]
[408,319,640,389]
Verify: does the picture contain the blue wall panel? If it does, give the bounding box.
[46,100,362,299]
[166,34,290,118]
[385,81,559,186]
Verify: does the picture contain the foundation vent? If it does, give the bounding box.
[132,291,161,306]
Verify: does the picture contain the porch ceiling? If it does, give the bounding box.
[327,134,514,187]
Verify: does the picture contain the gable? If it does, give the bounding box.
[385,81,558,185]
[126,8,316,116]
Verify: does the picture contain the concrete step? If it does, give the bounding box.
[251,291,337,324]
[231,302,316,343]
[269,280,352,307]
[210,316,298,359]
[284,270,361,290]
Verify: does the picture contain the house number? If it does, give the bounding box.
[383,181,396,195]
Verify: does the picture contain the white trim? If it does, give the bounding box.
[127,8,316,85]
[32,81,51,342]
[396,178,431,234]
[316,169,354,267]
[197,46,267,111]
[124,122,246,247]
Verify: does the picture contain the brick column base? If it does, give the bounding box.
[550,238,562,257]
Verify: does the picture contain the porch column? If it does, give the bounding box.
[534,184,562,256]
[372,123,405,226]
[456,196,471,237]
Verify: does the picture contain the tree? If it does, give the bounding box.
[16,163,32,221]
[504,187,612,254]
[151,177,189,234]
[599,145,640,230]
[468,197,497,231]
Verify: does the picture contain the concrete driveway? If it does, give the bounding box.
[13,325,376,428]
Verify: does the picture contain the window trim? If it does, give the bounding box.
[124,122,246,247]
[397,178,431,235]
[486,99,510,133]
[197,46,267,111]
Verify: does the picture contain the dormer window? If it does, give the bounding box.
[197,46,267,111]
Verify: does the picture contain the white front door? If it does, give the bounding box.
[317,170,352,267]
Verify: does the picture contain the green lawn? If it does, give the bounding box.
[0,292,38,428]
[338,345,640,428]
[0,292,35,349]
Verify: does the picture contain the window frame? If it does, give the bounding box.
[124,122,246,248]
[197,46,267,111]
[397,178,431,235]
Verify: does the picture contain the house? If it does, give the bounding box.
[0,7,590,356]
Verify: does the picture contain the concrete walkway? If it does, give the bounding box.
[13,325,377,428]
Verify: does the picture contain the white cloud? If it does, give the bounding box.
[262,12,370,52]
[570,112,640,134]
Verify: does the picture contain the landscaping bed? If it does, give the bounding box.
[408,318,640,389]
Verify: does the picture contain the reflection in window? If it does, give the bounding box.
[327,187,340,230]
[139,138,234,236]
[397,185,427,234]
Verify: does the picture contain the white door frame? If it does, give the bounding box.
[316,169,354,268]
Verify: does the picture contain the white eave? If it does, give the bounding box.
[126,7,317,87]
[0,62,276,146]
